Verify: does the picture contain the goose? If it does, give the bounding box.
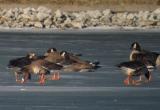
[116,61,151,85]
[20,53,63,84]
[130,42,160,82]
[130,42,160,68]
[44,48,84,64]
[7,52,36,83]
[59,51,100,72]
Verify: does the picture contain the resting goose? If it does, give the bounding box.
[20,53,63,84]
[7,52,36,83]
[59,51,100,72]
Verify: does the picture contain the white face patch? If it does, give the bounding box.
[147,65,154,72]
[133,43,137,49]
[61,52,66,57]
[51,49,54,53]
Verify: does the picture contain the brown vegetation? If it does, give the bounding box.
[0,0,159,5]
[0,0,159,11]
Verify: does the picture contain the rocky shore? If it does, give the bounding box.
[0,6,160,29]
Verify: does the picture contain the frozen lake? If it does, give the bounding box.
[0,31,160,110]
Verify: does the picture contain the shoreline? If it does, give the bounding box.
[0,4,159,12]
[0,6,159,32]
[0,26,160,34]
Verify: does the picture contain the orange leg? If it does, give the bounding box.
[124,75,132,85]
[39,74,46,85]
[51,71,60,80]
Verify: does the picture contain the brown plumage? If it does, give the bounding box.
[44,48,64,63]
[21,53,63,84]
[59,51,99,72]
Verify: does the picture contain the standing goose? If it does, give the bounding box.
[129,42,160,82]
[116,61,151,85]
[130,42,160,68]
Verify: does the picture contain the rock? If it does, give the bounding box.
[86,10,102,19]
[63,17,72,28]
[71,21,83,29]
[127,13,135,20]
[67,13,76,20]
[72,11,88,23]
[125,13,138,26]
[137,11,158,26]
[62,17,84,29]
[100,16,111,25]
[44,18,53,28]
[12,21,24,28]
[54,10,67,25]
[85,18,101,27]
[139,21,157,27]
[54,14,67,25]
[36,12,50,21]
[157,21,160,26]
[24,21,34,27]
[4,9,14,19]
[153,8,160,14]
[157,14,160,20]
[30,14,38,21]
[0,9,7,16]
[37,6,51,14]
[138,11,150,21]
[23,7,35,15]
[102,9,112,16]
[34,22,43,28]
[51,24,56,28]
[2,21,10,27]
[21,7,37,22]
[0,7,160,29]
[55,9,62,18]
[20,14,31,20]
[111,13,128,26]
[118,12,128,20]
[0,16,7,24]
[100,9,113,25]
[148,13,158,21]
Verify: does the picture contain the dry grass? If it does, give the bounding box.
[0,0,160,5]
[0,0,159,11]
